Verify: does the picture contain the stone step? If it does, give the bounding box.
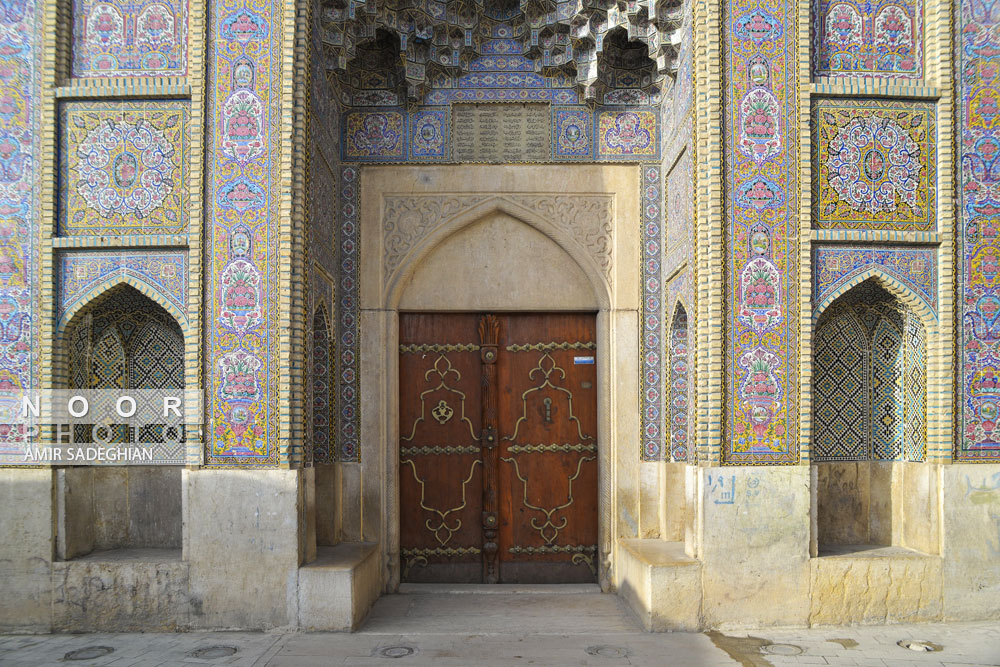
[398,583,603,595]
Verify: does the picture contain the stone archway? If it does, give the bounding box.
[355,164,641,592]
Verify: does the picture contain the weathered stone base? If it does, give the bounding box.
[617,539,701,631]
[52,549,190,632]
[2,463,1000,632]
[809,548,943,625]
[298,543,381,631]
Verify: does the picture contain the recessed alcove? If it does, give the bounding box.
[56,284,184,562]
[809,278,941,624]
[596,27,661,104]
[811,279,933,551]
[813,460,938,557]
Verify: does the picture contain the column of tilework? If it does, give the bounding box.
[723,0,800,465]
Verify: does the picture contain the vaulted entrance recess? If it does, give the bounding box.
[399,313,599,584]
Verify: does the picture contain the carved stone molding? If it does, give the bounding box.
[382,195,493,280]
[381,194,615,289]
[505,195,614,281]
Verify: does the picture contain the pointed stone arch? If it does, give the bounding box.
[58,273,188,337]
[379,195,613,312]
[812,266,936,330]
[58,283,185,391]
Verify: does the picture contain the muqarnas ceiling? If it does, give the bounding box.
[318,0,684,104]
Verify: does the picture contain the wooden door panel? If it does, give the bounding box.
[399,312,598,584]
[399,314,483,582]
[498,314,598,583]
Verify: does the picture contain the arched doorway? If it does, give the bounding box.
[357,164,640,592]
[396,212,601,583]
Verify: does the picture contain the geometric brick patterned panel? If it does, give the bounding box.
[312,305,332,464]
[813,0,923,79]
[814,307,869,461]
[90,326,126,389]
[71,314,93,390]
[903,313,927,461]
[71,284,183,390]
[128,320,183,389]
[869,315,904,460]
[60,100,189,236]
[813,280,925,461]
[72,0,188,77]
[812,98,936,231]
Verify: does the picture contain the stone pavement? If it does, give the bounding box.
[1,587,998,667]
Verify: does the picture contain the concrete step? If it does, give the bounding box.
[298,543,381,631]
[617,539,702,632]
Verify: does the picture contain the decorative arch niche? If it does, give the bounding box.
[597,27,662,105]
[55,283,184,561]
[62,283,183,391]
[813,279,925,462]
[811,277,937,555]
[356,165,641,590]
[312,303,333,464]
[668,302,690,462]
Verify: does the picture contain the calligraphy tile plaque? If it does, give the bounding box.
[452,103,550,163]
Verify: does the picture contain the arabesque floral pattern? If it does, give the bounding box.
[726,0,798,464]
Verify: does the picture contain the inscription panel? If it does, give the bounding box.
[452,104,550,163]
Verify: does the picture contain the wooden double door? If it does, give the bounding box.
[399,313,598,584]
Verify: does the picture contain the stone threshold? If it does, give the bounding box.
[397,583,602,595]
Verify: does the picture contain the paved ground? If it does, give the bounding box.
[1,587,998,666]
